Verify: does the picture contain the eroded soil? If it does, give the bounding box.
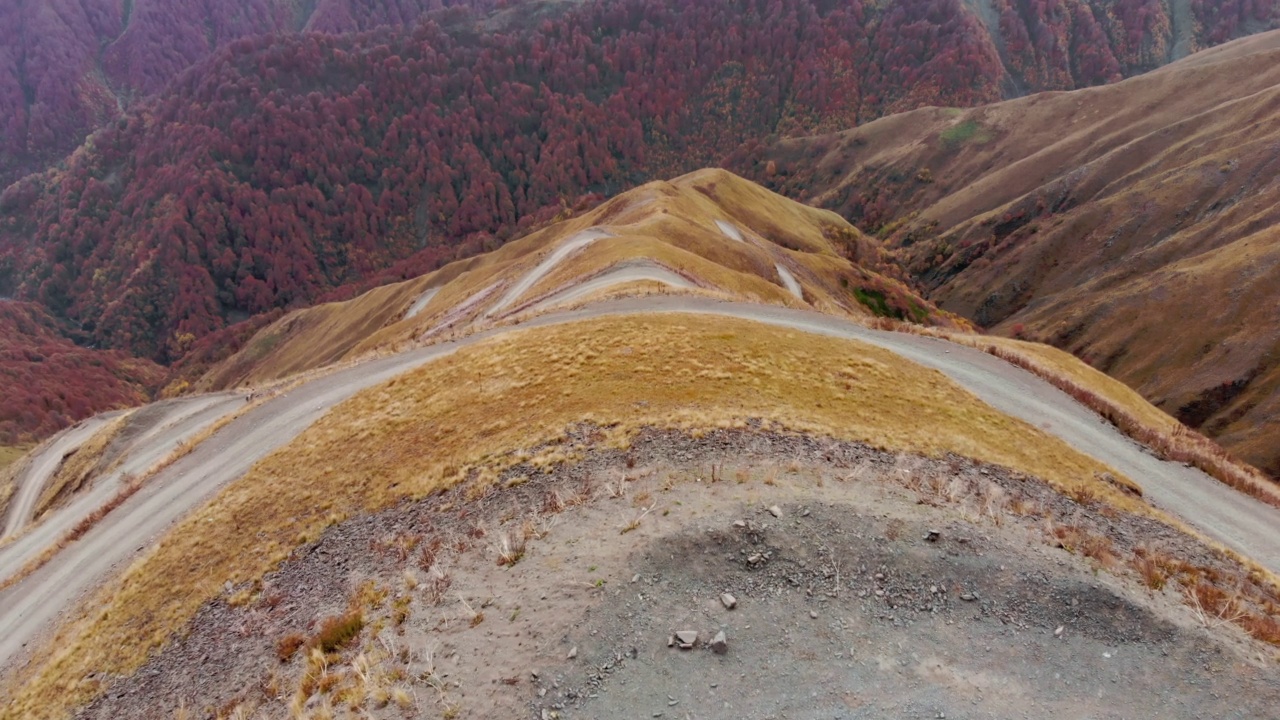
[79,429,1280,719]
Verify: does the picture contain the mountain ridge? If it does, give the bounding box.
[731,28,1280,476]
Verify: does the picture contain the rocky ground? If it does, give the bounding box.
[78,428,1280,719]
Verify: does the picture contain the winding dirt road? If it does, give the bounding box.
[0,394,244,574]
[1,416,118,539]
[526,261,696,313]
[3,296,1279,673]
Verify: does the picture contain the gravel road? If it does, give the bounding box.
[1,416,116,539]
[2,296,1278,673]
[0,394,244,575]
[527,261,695,313]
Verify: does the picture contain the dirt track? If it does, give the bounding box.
[3,296,1279,673]
[1,416,116,539]
[0,394,244,575]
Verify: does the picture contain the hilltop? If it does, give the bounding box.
[3,168,1280,719]
[733,29,1280,478]
[183,169,960,393]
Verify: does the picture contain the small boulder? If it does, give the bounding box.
[767,505,783,518]
[710,630,728,654]
[675,631,698,649]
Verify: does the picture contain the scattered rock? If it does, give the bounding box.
[567,646,578,660]
[925,529,941,542]
[631,573,640,583]
[801,508,811,517]
[1054,625,1064,638]
[675,631,698,649]
[720,593,737,610]
[747,553,764,565]
[732,520,747,529]
[710,630,728,654]
[960,592,978,602]
[768,505,783,518]
[809,610,818,619]
[667,635,674,648]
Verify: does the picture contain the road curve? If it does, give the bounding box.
[3,296,1279,673]
[0,394,244,574]
[526,261,696,314]
[1,416,117,539]
[485,228,612,317]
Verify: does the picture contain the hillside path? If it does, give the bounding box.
[1,416,116,539]
[0,395,244,573]
[3,296,1279,673]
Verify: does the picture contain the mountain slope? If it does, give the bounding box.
[4,169,1280,718]
[190,169,960,393]
[0,302,164,445]
[733,29,1280,477]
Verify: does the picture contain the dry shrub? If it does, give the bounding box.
[1129,546,1177,591]
[496,532,526,566]
[1239,611,1280,644]
[417,537,443,571]
[1047,523,1113,566]
[276,633,306,662]
[308,612,364,654]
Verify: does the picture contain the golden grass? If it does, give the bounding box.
[32,414,133,520]
[3,313,1140,719]
[0,445,29,472]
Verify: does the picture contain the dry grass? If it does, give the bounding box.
[4,313,1146,719]
[0,445,30,472]
[308,612,365,654]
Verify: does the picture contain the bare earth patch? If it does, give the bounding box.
[80,429,1280,719]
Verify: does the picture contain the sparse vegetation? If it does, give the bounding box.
[0,314,1160,718]
[939,120,993,147]
[308,612,365,654]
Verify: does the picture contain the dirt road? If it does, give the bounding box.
[1,416,117,539]
[485,228,612,317]
[527,261,695,313]
[0,394,244,575]
[3,296,1278,672]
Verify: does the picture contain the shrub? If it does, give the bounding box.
[308,612,364,654]
[276,633,306,662]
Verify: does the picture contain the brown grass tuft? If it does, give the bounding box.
[276,633,306,662]
[308,612,365,654]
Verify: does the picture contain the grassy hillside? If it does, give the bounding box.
[6,311,1146,719]
[733,29,1280,477]
[192,170,966,392]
